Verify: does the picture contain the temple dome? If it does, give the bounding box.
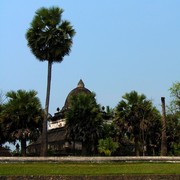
[62,79,91,111]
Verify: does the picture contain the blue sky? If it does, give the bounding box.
[1,0,180,115]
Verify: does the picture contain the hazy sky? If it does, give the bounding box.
[1,0,180,115]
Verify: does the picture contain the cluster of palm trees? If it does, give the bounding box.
[0,87,179,156]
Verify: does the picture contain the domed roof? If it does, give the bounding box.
[62,79,91,111]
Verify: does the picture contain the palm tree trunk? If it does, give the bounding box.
[135,135,140,156]
[73,140,75,155]
[21,138,26,157]
[82,142,87,156]
[41,61,52,156]
[161,97,167,156]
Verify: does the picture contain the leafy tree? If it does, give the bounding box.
[98,137,118,156]
[166,113,180,155]
[0,90,43,156]
[166,82,180,155]
[26,7,75,156]
[66,92,103,155]
[115,91,161,156]
[169,82,180,112]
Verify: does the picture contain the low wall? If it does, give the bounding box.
[0,156,180,163]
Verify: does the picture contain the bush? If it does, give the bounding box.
[98,137,118,156]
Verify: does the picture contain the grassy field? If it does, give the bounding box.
[0,162,179,176]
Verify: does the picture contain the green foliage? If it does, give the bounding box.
[115,91,161,156]
[66,92,103,155]
[98,137,119,156]
[169,81,180,111]
[26,6,75,62]
[0,90,43,155]
[166,82,180,156]
[166,113,180,156]
[101,123,117,139]
[3,90,42,133]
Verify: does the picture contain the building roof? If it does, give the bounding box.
[61,79,91,112]
[28,127,67,146]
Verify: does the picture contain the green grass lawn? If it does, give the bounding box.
[0,162,179,176]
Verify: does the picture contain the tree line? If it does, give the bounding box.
[0,82,179,156]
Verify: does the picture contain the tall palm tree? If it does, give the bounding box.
[1,90,42,156]
[26,7,75,156]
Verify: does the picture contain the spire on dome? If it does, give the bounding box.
[77,79,85,88]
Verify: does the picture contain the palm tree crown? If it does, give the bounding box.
[26,7,75,63]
